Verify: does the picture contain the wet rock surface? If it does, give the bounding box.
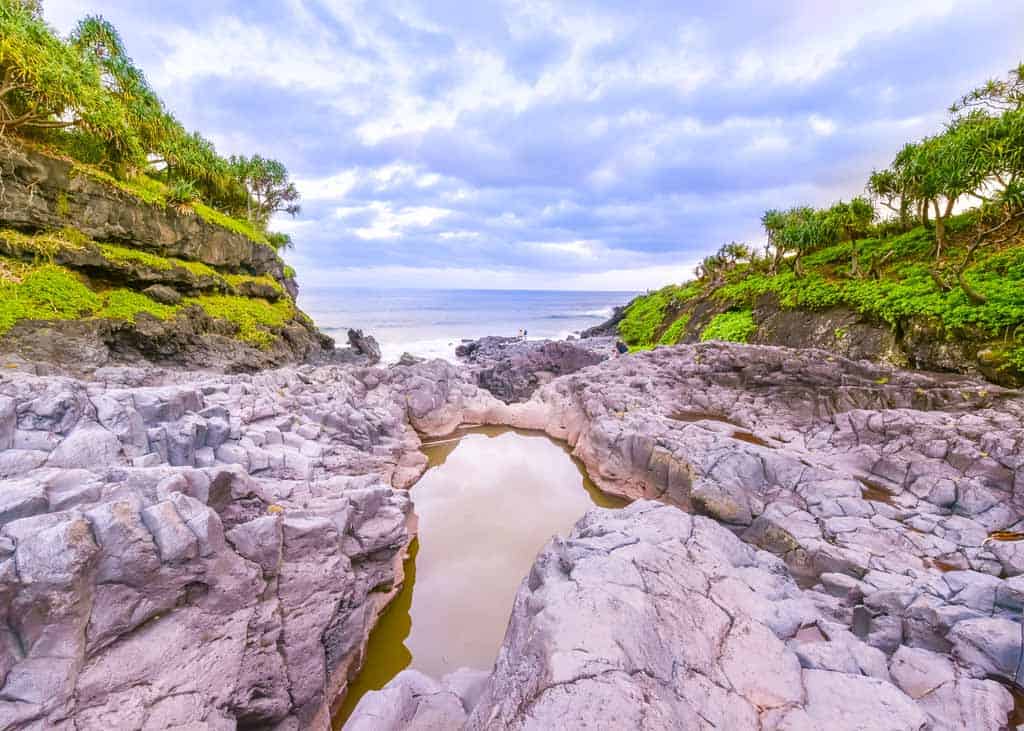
[350,342,1024,730]
[0,359,495,730]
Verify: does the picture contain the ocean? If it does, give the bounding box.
[297,287,634,364]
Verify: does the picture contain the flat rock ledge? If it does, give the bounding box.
[350,342,1024,731]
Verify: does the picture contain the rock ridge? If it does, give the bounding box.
[348,341,1024,730]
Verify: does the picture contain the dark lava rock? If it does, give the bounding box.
[456,335,615,403]
[143,284,183,305]
[580,301,631,338]
[348,329,382,364]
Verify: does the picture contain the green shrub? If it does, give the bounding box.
[700,310,757,343]
[166,179,200,206]
[658,314,691,345]
[620,282,703,348]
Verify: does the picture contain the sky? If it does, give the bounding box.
[43,0,1024,291]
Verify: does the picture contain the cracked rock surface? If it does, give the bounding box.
[4,340,1024,730]
[350,342,1024,730]
[0,359,495,730]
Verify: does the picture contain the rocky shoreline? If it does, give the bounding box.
[1,336,1023,729]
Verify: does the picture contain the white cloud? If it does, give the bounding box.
[353,203,451,240]
[808,114,837,136]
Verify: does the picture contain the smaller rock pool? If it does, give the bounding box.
[334,426,626,726]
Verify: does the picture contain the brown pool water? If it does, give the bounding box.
[334,426,626,727]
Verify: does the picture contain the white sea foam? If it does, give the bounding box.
[379,337,461,364]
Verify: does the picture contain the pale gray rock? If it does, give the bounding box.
[345,670,468,731]
[47,422,122,470]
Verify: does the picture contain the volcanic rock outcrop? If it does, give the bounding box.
[0,357,487,730]
[0,144,354,373]
[349,341,1024,730]
[455,335,614,403]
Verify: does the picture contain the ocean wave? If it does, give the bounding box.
[540,306,615,320]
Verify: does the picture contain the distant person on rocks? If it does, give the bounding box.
[517,328,523,339]
[523,329,528,340]
[615,340,628,356]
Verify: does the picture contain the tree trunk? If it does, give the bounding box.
[933,199,944,260]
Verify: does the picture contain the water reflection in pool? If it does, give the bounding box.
[335,426,625,727]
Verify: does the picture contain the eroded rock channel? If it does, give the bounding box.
[2,341,1024,730]
[335,426,624,725]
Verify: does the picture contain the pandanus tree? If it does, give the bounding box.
[0,3,117,138]
[825,197,875,276]
[761,208,788,273]
[228,154,301,228]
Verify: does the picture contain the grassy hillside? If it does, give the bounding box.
[619,214,1024,381]
[0,228,299,348]
[617,64,1024,384]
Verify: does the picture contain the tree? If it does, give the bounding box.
[695,242,752,283]
[951,62,1024,116]
[826,197,875,276]
[67,15,172,172]
[868,168,912,228]
[761,209,788,273]
[229,154,301,227]
[157,129,244,208]
[0,3,113,136]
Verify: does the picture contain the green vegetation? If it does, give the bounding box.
[96,242,225,280]
[700,310,757,343]
[619,282,701,348]
[186,294,295,348]
[1,2,297,248]
[618,63,1024,379]
[658,314,691,346]
[222,272,285,295]
[97,288,177,321]
[0,226,86,257]
[0,253,295,349]
[0,262,99,334]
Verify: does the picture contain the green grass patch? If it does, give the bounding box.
[620,282,702,348]
[222,272,285,295]
[71,162,269,246]
[0,227,89,258]
[700,310,757,343]
[0,263,100,335]
[186,294,295,348]
[97,289,179,322]
[71,163,168,207]
[192,202,269,246]
[658,314,691,346]
[97,243,220,279]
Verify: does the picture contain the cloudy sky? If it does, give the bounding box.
[44,1,1024,290]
